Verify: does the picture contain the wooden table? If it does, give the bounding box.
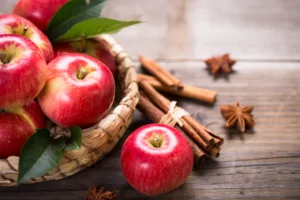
[1,0,300,199]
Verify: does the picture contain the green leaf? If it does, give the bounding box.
[17,129,66,184]
[47,0,107,40]
[65,126,82,151]
[55,18,142,42]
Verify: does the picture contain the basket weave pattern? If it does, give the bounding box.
[0,35,139,186]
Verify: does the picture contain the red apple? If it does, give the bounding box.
[0,100,46,158]
[0,34,47,109]
[38,53,115,128]
[12,0,69,32]
[121,124,194,196]
[0,14,54,62]
[54,39,117,76]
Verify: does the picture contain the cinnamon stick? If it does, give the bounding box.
[137,93,164,123]
[210,146,220,158]
[138,77,222,145]
[178,128,209,166]
[139,80,214,152]
[138,94,209,166]
[206,128,224,146]
[138,74,216,104]
[139,56,183,90]
[184,115,222,146]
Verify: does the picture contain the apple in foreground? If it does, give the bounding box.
[0,14,54,62]
[12,0,69,32]
[0,101,46,158]
[38,53,115,128]
[54,39,116,76]
[121,124,194,196]
[0,34,47,109]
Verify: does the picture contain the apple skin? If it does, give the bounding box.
[38,53,115,128]
[0,14,54,62]
[121,124,194,196]
[54,39,117,76]
[0,34,47,109]
[12,0,69,32]
[0,100,46,158]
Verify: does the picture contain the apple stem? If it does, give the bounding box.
[0,52,8,64]
[23,26,28,36]
[81,34,87,52]
[77,67,87,80]
[150,134,163,148]
[0,52,4,62]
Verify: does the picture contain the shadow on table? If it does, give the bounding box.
[224,126,256,140]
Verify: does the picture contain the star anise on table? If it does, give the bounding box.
[204,53,236,76]
[220,102,255,133]
[86,187,117,200]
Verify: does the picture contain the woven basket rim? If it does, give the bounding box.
[0,34,139,186]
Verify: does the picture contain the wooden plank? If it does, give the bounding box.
[0,1,17,14]
[0,0,300,199]
[0,156,299,192]
[0,62,299,200]
[1,0,300,60]
[102,0,300,60]
[1,188,300,200]
[2,188,300,200]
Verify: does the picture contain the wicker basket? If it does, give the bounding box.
[0,35,139,186]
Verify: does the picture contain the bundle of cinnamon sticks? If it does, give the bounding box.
[137,56,224,167]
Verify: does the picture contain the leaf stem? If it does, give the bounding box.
[0,52,9,64]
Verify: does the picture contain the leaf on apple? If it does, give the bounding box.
[55,18,142,42]
[65,126,82,151]
[17,129,66,184]
[47,0,107,40]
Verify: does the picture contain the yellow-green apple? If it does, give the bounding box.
[12,0,69,32]
[38,53,115,128]
[0,34,47,109]
[54,39,116,76]
[0,100,46,158]
[121,124,194,196]
[0,14,54,62]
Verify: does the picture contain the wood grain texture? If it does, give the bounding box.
[1,62,299,199]
[102,0,300,61]
[3,0,300,60]
[1,0,300,199]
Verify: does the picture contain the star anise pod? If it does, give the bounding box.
[220,102,255,133]
[204,53,236,75]
[86,187,117,200]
